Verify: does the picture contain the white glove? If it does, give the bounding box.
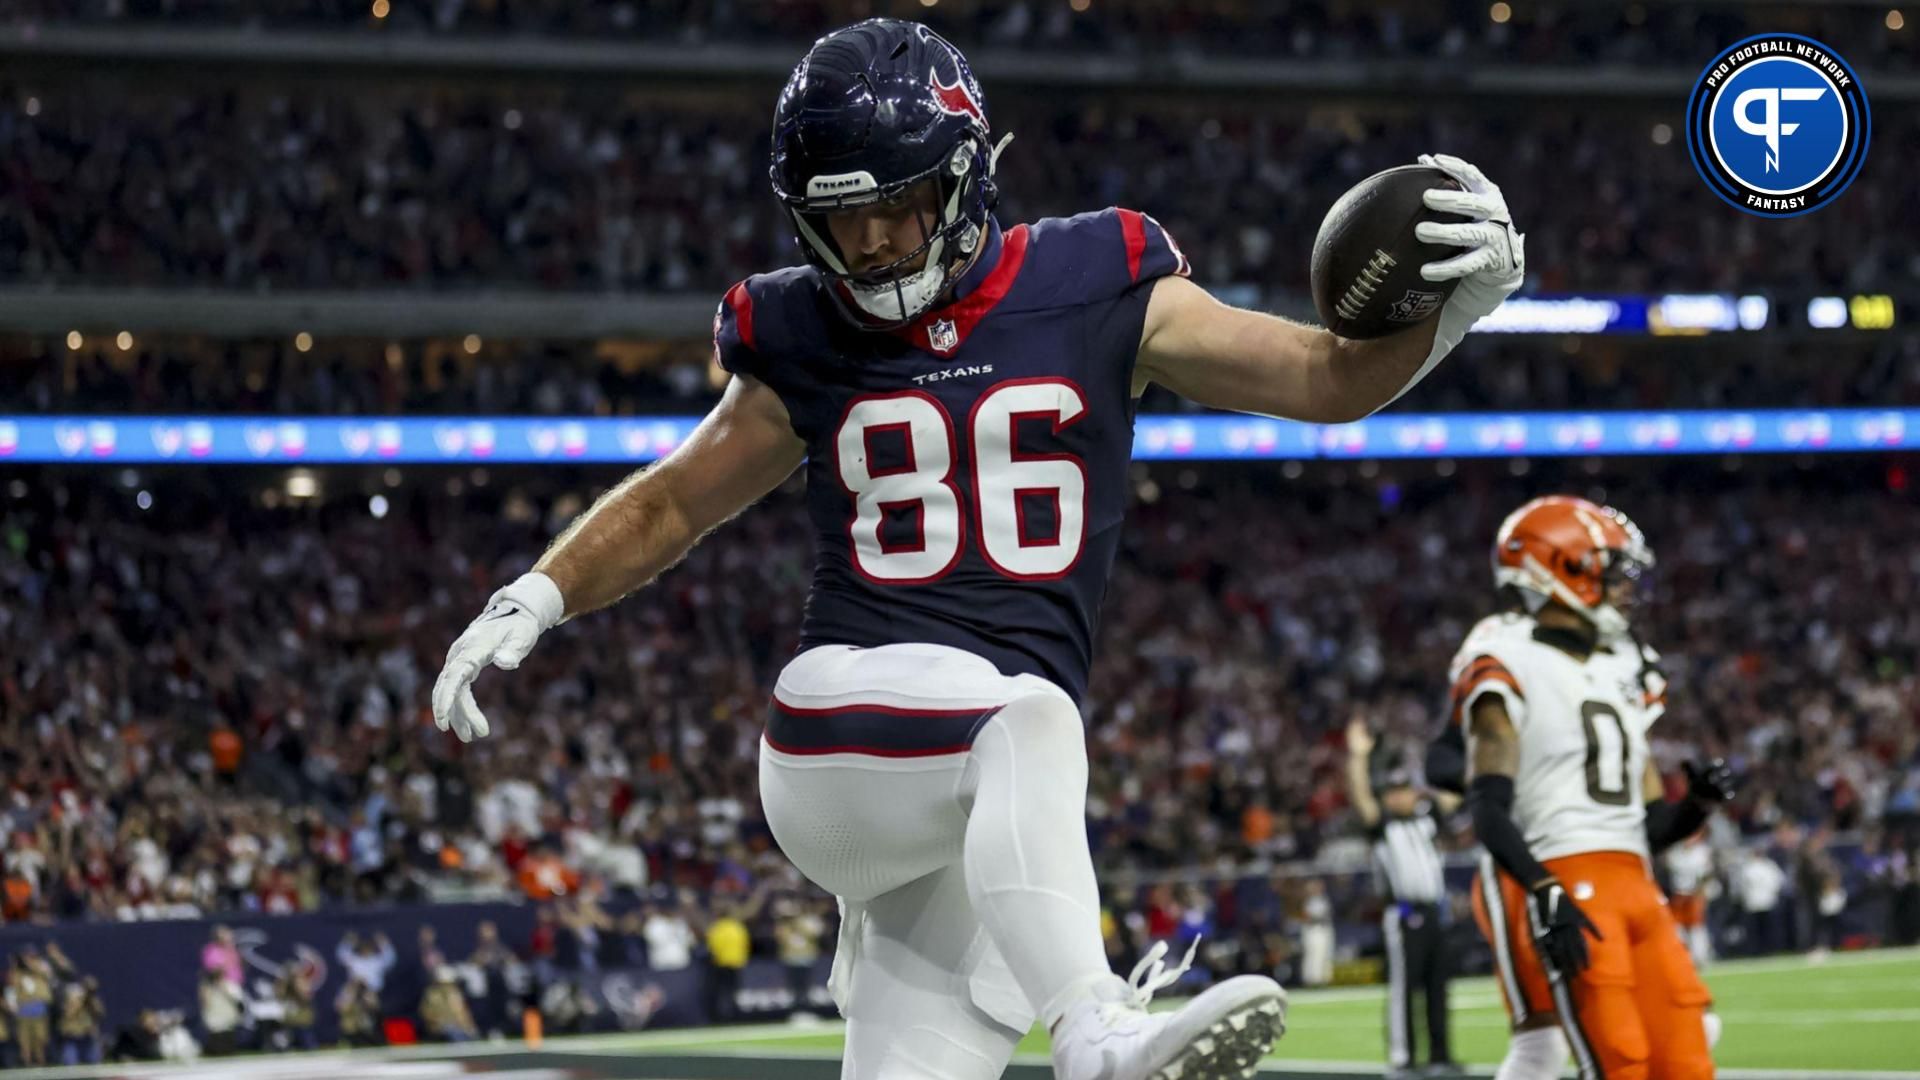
[431,571,566,742]
[1375,153,1527,411]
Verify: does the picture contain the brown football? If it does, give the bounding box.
[1310,164,1473,340]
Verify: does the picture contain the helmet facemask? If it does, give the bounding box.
[783,137,993,327]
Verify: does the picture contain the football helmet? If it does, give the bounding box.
[770,19,1006,327]
[1492,495,1653,641]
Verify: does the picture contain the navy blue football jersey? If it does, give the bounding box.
[714,208,1189,703]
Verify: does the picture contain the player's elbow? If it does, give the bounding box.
[1310,397,1378,425]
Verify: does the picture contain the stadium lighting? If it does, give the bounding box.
[1651,124,1673,146]
[463,334,483,355]
[1490,2,1512,24]
[372,0,390,18]
[24,97,40,117]
[919,0,938,7]
[286,470,318,499]
[294,332,314,353]
[369,494,390,519]
[1889,10,1905,31]
[116,331,134,351]
[65,331,82,350]
[136,490,153,511]
[1070,0,1092,11]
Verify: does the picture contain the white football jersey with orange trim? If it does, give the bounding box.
[1449,613,1667,863]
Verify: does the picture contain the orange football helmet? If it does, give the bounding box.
[1492,495,1653,638]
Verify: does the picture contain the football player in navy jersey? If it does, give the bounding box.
[434,19,1524,1080]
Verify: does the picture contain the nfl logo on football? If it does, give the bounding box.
[1388,289,1444,324]
[928,318,960,354]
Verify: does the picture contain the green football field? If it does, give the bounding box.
[597,945,1920,1075]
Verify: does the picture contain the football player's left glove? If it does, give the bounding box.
[1684,758,1739,805]
[1378,153,1525,409]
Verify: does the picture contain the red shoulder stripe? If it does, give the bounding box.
[1117,208,1147,282]
[725,280,755,351]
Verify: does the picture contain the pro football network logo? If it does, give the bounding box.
[1686,34,1869,218]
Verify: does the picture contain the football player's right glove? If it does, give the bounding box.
[1378,153,1525,409]
[1526,879,1602,979]
[431,571,565,743]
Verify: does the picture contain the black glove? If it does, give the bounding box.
[1683,758,1738,804]
[1526,879,1601,978]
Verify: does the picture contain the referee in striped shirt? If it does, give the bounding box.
[1347,717,1463,1079]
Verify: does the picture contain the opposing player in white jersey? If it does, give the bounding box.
[428,19,1528,1080]
[1664,834,1716,968]
[1447,496,1737,1080]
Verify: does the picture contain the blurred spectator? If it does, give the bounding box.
[55,979,104,1065]
[277,966,318,1051]
[196,968,243,1056]
[2,83,1913,298]
[11,1,1920,72]
[466,920,515,1037]
[335,932,397,995]
[200,927,242,986]
[7,953,53,1066]
[419,966,478,1043]
[774,896,826,1015]
[704,895,756,1024]
[537,978,604,1035]
[642,902,697,974]
[1738,850,1788,956]
[528,906,560,986]
[560,888,613,973]
[334,977,381,1047]
[1299,878,1334,987]
[106,1009,161,1063]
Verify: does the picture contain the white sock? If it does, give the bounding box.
[962,695,1113,1030]
[1495,1026,1569,1080]
[1703,1010,1722,1049]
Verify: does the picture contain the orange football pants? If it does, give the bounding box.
[1472,850,1713,1080]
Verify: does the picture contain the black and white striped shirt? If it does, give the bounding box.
[1371,810,1446,905]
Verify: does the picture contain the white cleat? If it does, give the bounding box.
[1051,940,1288,1080]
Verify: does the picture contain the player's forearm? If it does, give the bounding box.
[533,465,701,619]
[1314,321,1443,421]
[1345,754,1381,825]
[1141,281,1439,424]
[1469,775,1553,890]
[1644,796,1709,854]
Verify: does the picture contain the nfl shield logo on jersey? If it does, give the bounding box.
[928,318,960,354]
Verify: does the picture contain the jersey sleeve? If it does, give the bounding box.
[1112,208,1191,287]
[1447,648,1528,732]
[711,279,765,382]
[1637,641,1669,722]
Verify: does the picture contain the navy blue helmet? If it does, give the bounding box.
[771,19,1005,327]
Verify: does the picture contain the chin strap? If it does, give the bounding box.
[990,131,1015,172]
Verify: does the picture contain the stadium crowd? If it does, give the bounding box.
[13,0,1920,71]
[1,466,1916,963]
[4,83,1916,296]
[10,334,1920,418]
